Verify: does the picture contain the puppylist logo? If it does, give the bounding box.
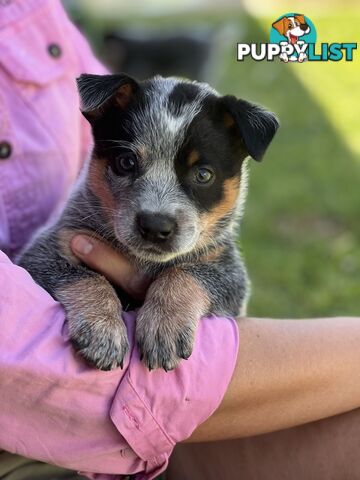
[237,13,357,63]
[271,13,315,62]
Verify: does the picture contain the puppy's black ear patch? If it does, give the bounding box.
[76,73,139,122]
[221,96,279,161]
[168,82,200,116]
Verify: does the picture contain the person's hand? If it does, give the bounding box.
[70,235,150,300]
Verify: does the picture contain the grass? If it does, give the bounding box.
[70,7,360,318]
[221,12,360,317]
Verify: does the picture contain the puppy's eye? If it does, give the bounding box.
[288,23,292,28]
[193,167,215,185]
[112,153,137,175]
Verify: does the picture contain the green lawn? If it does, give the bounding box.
[72,8,360,318]
[222,11,360,317]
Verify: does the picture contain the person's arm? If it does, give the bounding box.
[189,315,360,442]
[72,234,360,444]
[0,248,237,478]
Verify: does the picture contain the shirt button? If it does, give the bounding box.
[0,141,12,160]
[48,43,62,59]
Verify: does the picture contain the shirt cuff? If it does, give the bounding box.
[110,311,239,479]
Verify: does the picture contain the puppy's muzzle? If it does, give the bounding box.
[136,212,177,244]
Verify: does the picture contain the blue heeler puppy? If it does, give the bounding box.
[18,73,279,371]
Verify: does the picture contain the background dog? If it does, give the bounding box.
[18,74,278,371]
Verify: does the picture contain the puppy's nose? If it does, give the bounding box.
[137,212,176,243]
[300,23,309,31]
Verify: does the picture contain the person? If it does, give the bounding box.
[0,1,359,480]
[0,1,239,479]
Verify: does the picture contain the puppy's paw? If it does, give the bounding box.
[70,313,129,371]
[56,278,129,370]
[136,307,196,371]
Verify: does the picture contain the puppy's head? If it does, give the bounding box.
[272,14,310,42]
[77,74,279,263]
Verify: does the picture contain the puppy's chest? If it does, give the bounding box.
[114,254,213,311]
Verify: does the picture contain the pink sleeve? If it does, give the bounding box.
[0,250,239,480]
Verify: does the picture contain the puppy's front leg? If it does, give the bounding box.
[136,269,210,371]
[55,275,128,370]
[18,230,129,371]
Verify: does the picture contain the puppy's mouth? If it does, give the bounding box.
[128,243,185,263]
[289,33,298,44]
[125,235,200,264]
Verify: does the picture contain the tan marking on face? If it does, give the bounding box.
[203,176,239,227]
[224,113,235,128]
[197,176,240,248]
[187,149,200,168]
[88,156,116,219]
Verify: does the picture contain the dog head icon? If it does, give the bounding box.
[272,14,310,45]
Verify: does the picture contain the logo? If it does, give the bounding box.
[270,13,316,63]
[237,13,357,62]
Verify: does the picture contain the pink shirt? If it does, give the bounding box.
[0,1,239,479]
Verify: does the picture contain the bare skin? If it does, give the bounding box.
[168,409,360,480]
[188,315,360,441]
[71,234,360,479]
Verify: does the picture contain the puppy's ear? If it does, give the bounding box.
[221,96,279,161]
[295,14,306,24]
[272,17,287,36]
[76,73,139,122]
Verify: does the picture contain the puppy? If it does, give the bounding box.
[18,74,279,371]
[272,14,310,62]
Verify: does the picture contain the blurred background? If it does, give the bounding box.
[63,0,360,319]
